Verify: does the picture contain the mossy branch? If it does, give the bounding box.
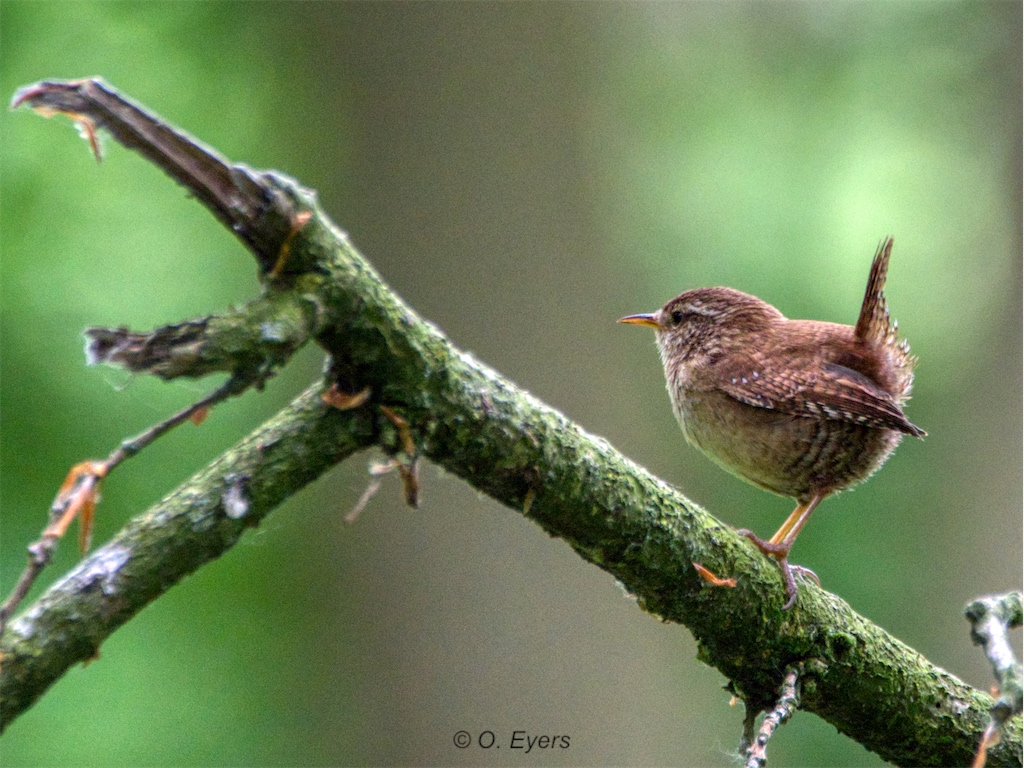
[2,79,1020,767]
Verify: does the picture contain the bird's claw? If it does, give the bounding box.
[736,528,817,610]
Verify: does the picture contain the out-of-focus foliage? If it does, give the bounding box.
[1,3,1019,766]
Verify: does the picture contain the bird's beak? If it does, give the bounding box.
[618,313,659,329]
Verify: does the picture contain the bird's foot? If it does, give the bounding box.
[735,529,818,610]
[736,528,789,558]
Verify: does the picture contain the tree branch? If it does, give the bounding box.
[2,78,1020,767]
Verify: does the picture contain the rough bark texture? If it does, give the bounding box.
[2,79,1020,767]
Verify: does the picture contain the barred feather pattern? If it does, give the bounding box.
[855,236,918,407]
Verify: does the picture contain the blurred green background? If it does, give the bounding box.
[1,2,1020,766]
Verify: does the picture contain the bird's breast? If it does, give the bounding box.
[672,390,903,499]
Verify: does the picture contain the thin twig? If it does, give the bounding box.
[742,668,800,768]
[378,405,420,507]
[343,459,396,525]
[739,700,759,756]
[0,379,240,634]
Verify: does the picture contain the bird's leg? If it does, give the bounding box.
[737,494,825,608]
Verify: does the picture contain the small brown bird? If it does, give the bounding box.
[620,238,924,608]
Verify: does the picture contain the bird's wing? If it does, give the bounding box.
[712,357,924,437]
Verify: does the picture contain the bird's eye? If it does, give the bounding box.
[671,310,685,325]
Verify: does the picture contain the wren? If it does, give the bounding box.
[620,237,924,609]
